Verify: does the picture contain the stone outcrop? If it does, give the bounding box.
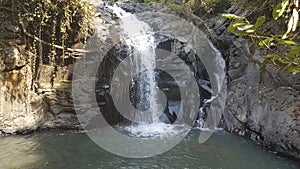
[77,3,224,128]
[0,0,94,135]
[0,43,81,135]
[209,13,300,159]
[0,0,299,161]
[126,3,300,159]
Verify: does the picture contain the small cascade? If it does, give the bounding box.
[103,4,225,139]
[108,5,160,123]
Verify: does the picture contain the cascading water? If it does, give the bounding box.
[107,5,192,139]
[105,4,223,139]
[108,5,163,126]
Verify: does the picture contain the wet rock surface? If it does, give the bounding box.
[115,1,300,160]
[92,5,216,125]
[0,45,80,135]
[208,11,300,159]
[0,0,299,161]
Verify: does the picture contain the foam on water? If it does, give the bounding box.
[117,122,189,138]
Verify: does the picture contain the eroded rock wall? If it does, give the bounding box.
[0,44,80,135]
[1,1,299,161]
[210,14,300,159]
[0,0,95,135]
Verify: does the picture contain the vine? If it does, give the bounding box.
[0,0,95,88]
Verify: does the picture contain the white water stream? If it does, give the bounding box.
[109,5,160,123]
[108,5,184,137]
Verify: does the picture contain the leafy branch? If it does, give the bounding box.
[222,0,300,74]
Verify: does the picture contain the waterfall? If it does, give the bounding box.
[108,5,160,123]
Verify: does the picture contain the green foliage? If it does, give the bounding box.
[132,0,161,2]
[186,0,233,15]
[223,14,263,35]
[130,0,233,14]
[19,0,93,58]
[255,16,266,28]
[272,0,289,20]
[223,0,300,74]
[0,0,94,85]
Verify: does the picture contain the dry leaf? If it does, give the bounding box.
[282,16,294,39]
[292,8,299,31]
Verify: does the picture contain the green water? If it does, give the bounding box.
[0,129,299,169]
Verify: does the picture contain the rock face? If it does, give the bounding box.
[209,14,300,159]
[0,43,80,134]
[0,0,299,161]
[0,1,224,135]
[0,2,93,135]
[225,47,300,159]
[84,4,225,128]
